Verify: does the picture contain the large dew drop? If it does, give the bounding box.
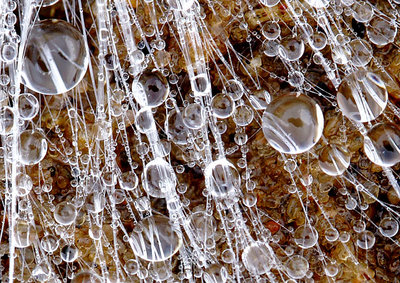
[337,70,387,123]
[363,123,400,167]
[204,159,240,199]
[318,144,351,176]
[262,94,324,154]
[242,242,272,275]
[22,19,89,95]
[130,215,182,262]
[18,129,48,165]
[143,158,176,198]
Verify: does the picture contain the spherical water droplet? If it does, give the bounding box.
[183,103,205,130]
[337,71,387,123]
[71,271,102,283]
[22,19,89,95]
[352,2,374,23]
[225,80,244,101]
[135,107,155,134]
[19,129,48,165]
[130,215,182,262]
[309,32,327,50]
[233,104,253,126]
[125,259,139,275]
[262,21,280,40]
[262,94,324,154]
[204,159,240,199]
[242,242,272,275]
[325,227,339,242]
[18,93,39,120]
[349,39,372,67]
[16,173,33,196]
[1,42,17,62]
[285,255,309,279]
[294,225,319,249]
[190,211,216,242]
[32,263,51,282]
[0,107,13,135]
[379,217,399,238]
[60,244,79,262]
[280,38,304,61]
[363,123,400,167]
[367,17,397,46]
[118,171,139,191]
[133,71,169,107]
[143,157,176,198]
[14,219,36,248]
[318,144,351,176]
[166,108,190,145]
[54,201,77,225]
[41,234,59,253]
[356,230,375,249]
[211,93,235,119]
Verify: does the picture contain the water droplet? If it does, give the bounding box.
[19,129,48,165]
[54,201,77,225]
[285,255,309,279]
[204,159,240,199]
[22,19,89,95]
[318,144,351,176]
[143,157,176,198]
[337,70,387,123]
[262,94,324,154]
[18,93,39,120]
[363,123,400,167]
[130,215,182,262]
[242,242,272,275]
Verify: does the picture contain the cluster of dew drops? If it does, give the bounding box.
[1,0,400,281]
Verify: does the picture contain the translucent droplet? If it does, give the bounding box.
[134,71,169,107]
[294,225,319,249]
[356,230,375,249]
[16,173,33,196]
[0,107,14,135]
[262,94,324,154]
[167,0,194,11]
[204,159,240,199]
[318,144,351,176]
[54,201,77,225]
[203,264,228,283]
[349,39,372,67]
[183,103,205,130]
[22,19,89,95]
[225,80,244,101]
[262,21,281,40]
[18,93,39,120]
[71,271,102,283]
[14,219,36,248]
[324,227,339,242]
[135,107,155,134]
[242,242,272,275]
[118,171,139,191]
[363,123,400,167]
[285,255,309,279]
[19,129,48,165]
[309,31,327,50]
[190,211,216,242]
[32,262,51,282]
[41,234,59,253]
[143,157,176,198]
[60,244,79,262]
[166,108,190,145]
[125,259,139,275]
[379,217,399,238]
[1,42,17,62]
[130,215,182,262]
[211,93,235,119]
[233,104,253,126]
[367,17,397,46]
[280,38,304,61]
[337,70,387,123]
[352,2,374,23]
